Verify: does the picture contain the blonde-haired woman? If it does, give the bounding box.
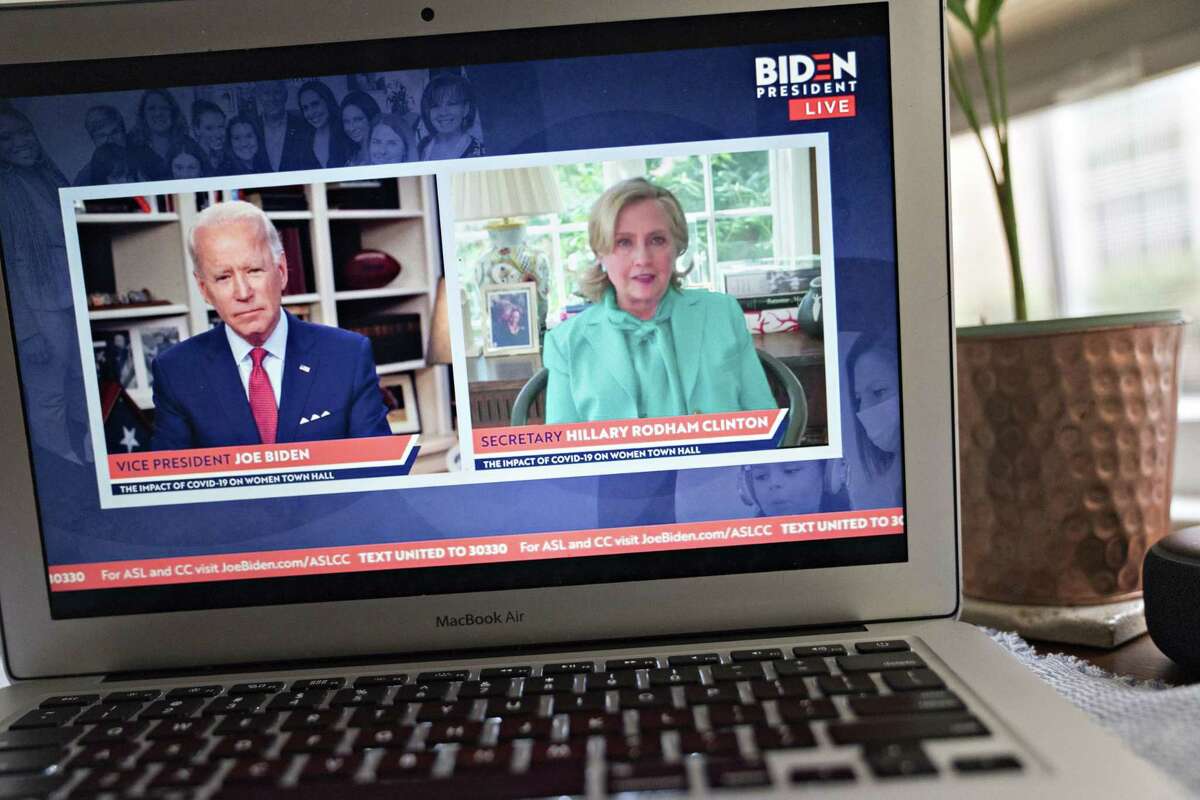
[543,177,776,424]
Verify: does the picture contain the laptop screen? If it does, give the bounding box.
[0,2,905,620]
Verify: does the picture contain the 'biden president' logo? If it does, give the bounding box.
[754,51,859,121]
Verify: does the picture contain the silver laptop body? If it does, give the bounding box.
[0,0,1179,796]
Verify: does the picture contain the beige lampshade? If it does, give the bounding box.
[453,166,564,221]
[426,277,453,365]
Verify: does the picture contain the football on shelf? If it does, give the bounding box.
[341,250,401,290]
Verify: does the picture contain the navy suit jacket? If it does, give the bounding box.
[150,314,391,451]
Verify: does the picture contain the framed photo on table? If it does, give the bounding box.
[482,282,539,356]
[380,372,421,435]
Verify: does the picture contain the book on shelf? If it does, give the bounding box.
[239,186,308,212]
[737,293,807,312]
[82,197,150,214]
[343,313,423,366]
[279,227,309,295]
[326,179,400,210]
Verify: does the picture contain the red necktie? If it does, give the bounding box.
[249,347,277,445]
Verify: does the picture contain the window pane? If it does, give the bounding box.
[554,162,606,224]
[646,155,705,213]
[681,221,711,287]
[716,215,773,263]
[712,151,770,211]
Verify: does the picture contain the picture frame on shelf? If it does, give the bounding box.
[92,317,189,409]
[380,372,421,435]
[482,282,539,356]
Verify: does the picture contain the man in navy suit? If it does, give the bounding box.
[150,201,390,451]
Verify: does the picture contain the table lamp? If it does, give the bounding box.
[453,166,564,338]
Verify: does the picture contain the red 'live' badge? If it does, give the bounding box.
[789,95,856,120]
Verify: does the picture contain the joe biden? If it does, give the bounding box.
[150,201,390,451]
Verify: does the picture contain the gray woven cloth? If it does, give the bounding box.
[989,629,1195,795]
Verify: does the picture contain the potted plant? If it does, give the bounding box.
[947,0,1185,627]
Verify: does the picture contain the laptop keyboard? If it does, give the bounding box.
[0,638,1024,798]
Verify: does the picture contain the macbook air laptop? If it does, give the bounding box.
[0,0,1179,796]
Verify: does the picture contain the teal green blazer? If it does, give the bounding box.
[542,288,777,424]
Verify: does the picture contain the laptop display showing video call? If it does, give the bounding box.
[0,3,905,620]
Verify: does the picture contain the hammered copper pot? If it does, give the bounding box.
[958,311,1186,605]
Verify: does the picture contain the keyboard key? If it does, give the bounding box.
[567,712,621,737]
[77,702,142,725]
[552,692,607,713]
[68,743,135,770]
[679,730,740,756]
[608,760,688,793]
[953,754,1023,773]
[142,738,205,763]
[214,713,279,736]
[837,652,927,673]
[864,742,938,778]
[330,687,386,707]
[731,648,783,662]
[211,734,275,759]
[707,704,765,728]
[541,661,594,675]
[81,722,149,744]
[206,694,269,716]
[299,753,364,782]
[856,640,910,654]
[140,698,204,720]
[282,730,341,753]
[351,726,416,750]
[777,699,838,723]
[10,708,77,729]
[267,691,327,711]
[773,657,830,677]
[828,714,989,745]
[416,670,470,683]
[793,644,847,658]
[707,758,772,789]
[882,668,945,692]
[0,727,79,751]
[347,707,406,728]
[395,683,453,703]
[479,666,532,679]
[484,697,539,718]
[817,674,877,695]
[426,721,483,745]
[604,735,663,761]
[223,758,288,786]
[648,667,702,686]
[755,724,817,750]
[711,663,764,682]
[280,710,339,731]
[636,709,694,731]
[684,684,741,705]
[606,657,658,671]
[166,685,223,699]
[229,682,284,695]
[415,701,473,722]
[523,676,572,695]
[148,762,218,789]
[69,768,140,795]
[291,678,344,692]
[585,671,637,691]
[618,688,673,710]
[750,678,809,700]
[147,718,214,740]
[455,746,513,772]
[457,679,512,699]
[530,741,585,764]
[374,750,436,780]
[791,765,856,785]
[849,691,964,717]
[353,673,407,688]
[0,747,65,775]
[497,717,553,741]
[39,694,98,708]
[104,689,160,704]
[667,653,720,666]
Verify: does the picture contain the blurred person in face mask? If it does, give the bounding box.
[845,333,902,508]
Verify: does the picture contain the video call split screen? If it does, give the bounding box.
[2,27,908,594]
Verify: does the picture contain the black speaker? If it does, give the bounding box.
[1143,526,1200,671]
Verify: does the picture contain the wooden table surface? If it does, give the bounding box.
[1027,633,1200,686]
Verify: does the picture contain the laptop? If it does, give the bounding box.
[0,0,1178,796]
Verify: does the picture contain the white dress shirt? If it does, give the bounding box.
[224,312,288,408]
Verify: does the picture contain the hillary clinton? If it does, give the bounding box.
[543,178,777,424]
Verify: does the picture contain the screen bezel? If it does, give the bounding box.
[0,0,958,679]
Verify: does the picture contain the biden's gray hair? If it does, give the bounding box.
[187,200,283,273]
